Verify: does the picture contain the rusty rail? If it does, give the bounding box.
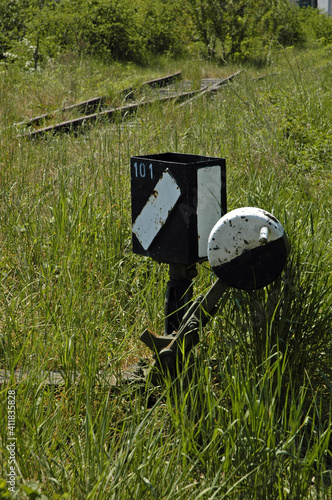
[121,70,182,100]
[16,71,182,130]
[0,365,148,387]
[18,71,241,139]
[178,70,241,107]
[15,96,106,128]
[20,90,201,139]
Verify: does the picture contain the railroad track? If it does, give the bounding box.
[0,364,149,387]
[16,71,241,139]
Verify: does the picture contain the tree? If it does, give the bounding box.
[187,0,226,57]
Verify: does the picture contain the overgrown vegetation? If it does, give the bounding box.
[0,4,331,499]
[1,0,332,68]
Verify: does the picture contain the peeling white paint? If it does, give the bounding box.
[208,207,285,267]
[197,166,222,258]
[132,169,181,250]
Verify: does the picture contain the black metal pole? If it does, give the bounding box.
[164,263,197,335]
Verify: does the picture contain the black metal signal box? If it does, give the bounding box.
[131,152,226,265]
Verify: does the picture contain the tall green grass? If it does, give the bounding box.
[0,46,331,498]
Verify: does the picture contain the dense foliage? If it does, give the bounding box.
[1,0,332,67]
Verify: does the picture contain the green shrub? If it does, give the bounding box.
[299,6,332,45]
[135,0,193,60]
[0,0,28,60]
[1,0,332,67]
[223,0,306,64]
[80,0,140,61]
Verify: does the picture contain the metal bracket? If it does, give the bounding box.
[164,263,198,335]
[140,279,229,375]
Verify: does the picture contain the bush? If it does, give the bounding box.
[1,0,332,67]
[0,0,28,59]
[0,0,193,65]
[299,6,332,45]
[81,0,140,61]
[223,0,306,64]
[135,0,193,60]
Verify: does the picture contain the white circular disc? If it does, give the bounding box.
[207,207,289,289]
